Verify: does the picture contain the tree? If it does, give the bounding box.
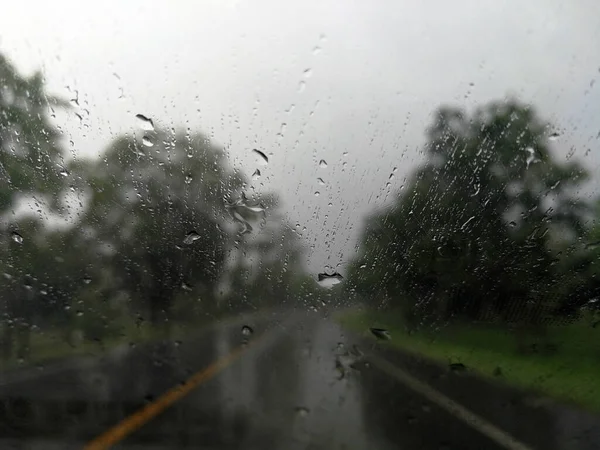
[0,49,314,360]
[349,99,588,325]
[0,54,70,358]
[69,129,245,326]
[553,199,600,317]
[0,54,69,212]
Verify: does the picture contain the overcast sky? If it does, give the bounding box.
[1,0,599,273]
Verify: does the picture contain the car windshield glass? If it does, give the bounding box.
[1,1,600,449]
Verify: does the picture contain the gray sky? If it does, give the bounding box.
[1,0,599,274]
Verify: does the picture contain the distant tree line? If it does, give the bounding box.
[348,99,600,327]
[0,53,317,360]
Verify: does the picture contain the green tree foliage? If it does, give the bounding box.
[0,55,71,358]
[68,130,245,325]
[349,99,588,325]
[0,50,315,363]
[555,199,600,316]
[68,128,310,327]
[0,54,69,211]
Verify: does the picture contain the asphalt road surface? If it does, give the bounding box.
[0,310,599,449]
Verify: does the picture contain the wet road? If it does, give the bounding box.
[0,311,599,449]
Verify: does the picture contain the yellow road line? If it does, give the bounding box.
[85,343,252,449]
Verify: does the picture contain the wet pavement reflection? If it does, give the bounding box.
[0,311,599,449]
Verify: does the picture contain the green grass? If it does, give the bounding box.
[339,309,600,414]
[0,321,208,372]
[0,308,268,373]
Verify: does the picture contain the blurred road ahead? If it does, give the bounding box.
[0,310,599,449]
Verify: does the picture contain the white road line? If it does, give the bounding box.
[368,353,534,450]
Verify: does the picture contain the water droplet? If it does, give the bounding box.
[314,191,320,197]
[142,136,154,147]
[460,216,475,230]
[548,132,560,141]
[252,149,269,164]
[241,325,253,336]
[76,311,84,317]
[11,231,23,244]
[59,169,69,177]
[525,147,539,168]
[185,174,193,184]
[312,46,322,55]
[449,362,467,372]
[183,231,201,245]
[243,204,265,213]
[303,68,313,78]
[298,80,306,93]
[252,169,261,180]
[351,344,363,358]
[135,114,154,131]
[181,282,193,291]
[317,271,343,287]
[239,221,253,236]
[278,122,287,136]
[509,221,517,228]
[370,328,390,341]
[585,240,600,249]
[407,414,418,425]
[225,194,263,235]
[319,159,328,168]
[295,406,310,417]
[83,276,92,285]
[317,177,325,185]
